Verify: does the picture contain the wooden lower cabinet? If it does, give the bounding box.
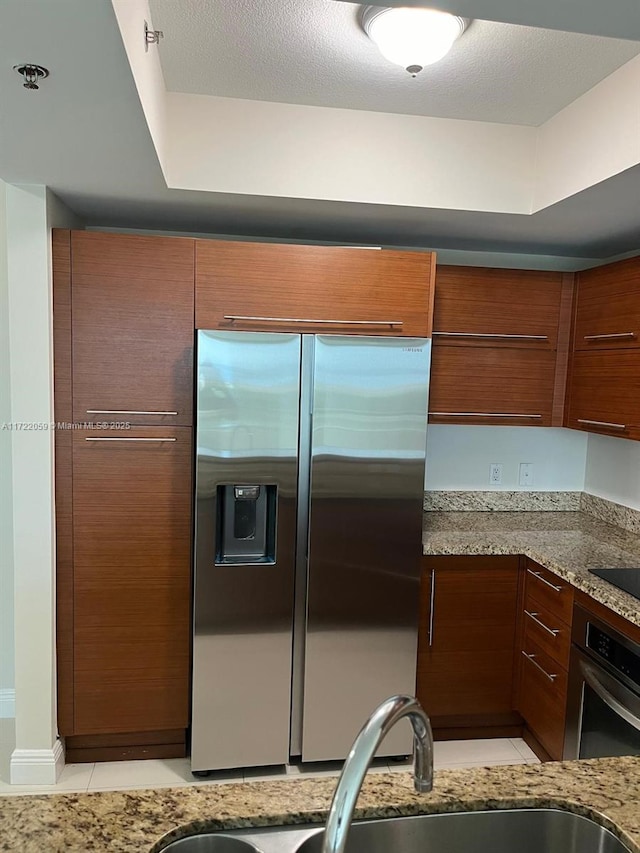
[416,556,520,733]
[516,559,574,760]
[64,426,193,751]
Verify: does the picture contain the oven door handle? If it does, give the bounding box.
[581,659,640,733]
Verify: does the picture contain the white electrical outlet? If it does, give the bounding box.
[489,463,503,485]
[519,462,534,487]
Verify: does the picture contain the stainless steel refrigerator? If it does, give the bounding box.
[191,330,431,772]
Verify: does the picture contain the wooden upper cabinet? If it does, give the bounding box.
[428,347,557,426]
[70,231,195,425]
[433,266,564,349]
[566,350,640,440]
[195,240,436,337]
[574,257,640,351]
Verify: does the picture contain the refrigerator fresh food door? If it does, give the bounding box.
[301,335,431,761]
[192,330,301,771]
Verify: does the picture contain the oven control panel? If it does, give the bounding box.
[587,624,640,688]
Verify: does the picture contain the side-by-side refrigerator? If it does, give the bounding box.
[191,331,431,772]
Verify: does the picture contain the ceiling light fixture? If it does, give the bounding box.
[361,6,468,76]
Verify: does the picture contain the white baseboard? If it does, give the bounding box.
[0,688,15,719]
[10,739,65,785]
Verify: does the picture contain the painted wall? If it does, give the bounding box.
[584,433,640,511]
[6,185,80,782]
[425,425,588,491]
[0,178,15,718]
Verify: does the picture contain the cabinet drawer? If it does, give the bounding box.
[575,258,640,351]
[433,266,562,349]
[522,601,571,670]
[524,561,574,624]
[566,350,640,440]
[195,240,435,337]
[519,638,568,760]
[428,346,556,425]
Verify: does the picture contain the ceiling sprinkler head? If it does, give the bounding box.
[13,64,49,90]
[406,64,423,77]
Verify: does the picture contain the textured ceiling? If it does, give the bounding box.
[149,0,640,126]
[2,0,640,261]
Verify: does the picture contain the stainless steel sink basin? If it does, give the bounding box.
[156,808,632,853]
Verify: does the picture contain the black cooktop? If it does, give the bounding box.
[589,568,640,601]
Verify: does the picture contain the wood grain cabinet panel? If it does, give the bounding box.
[574,257,640,351]
[428,346,557,425]
[195,240,435,337]
[518,636,569,760]
[71,232,195,426]
[433,266,563,349]
[566,350,640,440]
[71,426,192,735]
[416,556,520,728]
[524,559,574,625]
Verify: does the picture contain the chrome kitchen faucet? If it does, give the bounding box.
[321,695,434,853]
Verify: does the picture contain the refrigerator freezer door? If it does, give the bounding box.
[192,331,301,771]
[302,336,431,761]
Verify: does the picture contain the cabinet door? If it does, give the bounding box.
[195,240,435,337]
[574,258,640,351]
[433,266,563,349]
[417,557,519,726]
[71,427,192,736]
[72,232,195,426]
[428,346,556,425]
[518,636,568,760]
[566,350,640,440]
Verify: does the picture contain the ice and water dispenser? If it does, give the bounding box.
[215,484,277,564]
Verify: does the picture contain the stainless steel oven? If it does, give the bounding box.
[564,605,640,759]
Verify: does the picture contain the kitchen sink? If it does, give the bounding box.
[156,808,633,853]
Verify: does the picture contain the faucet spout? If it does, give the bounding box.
[321,695,434,853]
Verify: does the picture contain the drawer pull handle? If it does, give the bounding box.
[428,569,436,647]
[525,610,560,637]
[429,412,542,419]
[433,332,549,341]
[223,315,403,328]
[522,651,557,682]
[84,437,177,442]
[86,410,178,416]
[577,419,626,431]
[583,332,635,341]
[526,568,563,592]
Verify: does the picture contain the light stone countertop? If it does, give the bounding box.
[423,510,640,627]
[0,757,639,853]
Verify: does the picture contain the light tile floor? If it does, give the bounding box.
[0,717,539,796]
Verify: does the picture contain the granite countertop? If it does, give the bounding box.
[423,510,640,627]
[0,757,639,852]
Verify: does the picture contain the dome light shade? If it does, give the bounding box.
[362,6,468,75]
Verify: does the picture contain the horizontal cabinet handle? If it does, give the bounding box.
[433,332,549,341]
[583,332,635,341]
[223,315,403,327]
[522,651,557,682]
[526,568,563,592]
[429,412,542,418]
[577,419,626,431]
[86,409,178,416]
[84,437,177,442]
[525,610,560,637]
